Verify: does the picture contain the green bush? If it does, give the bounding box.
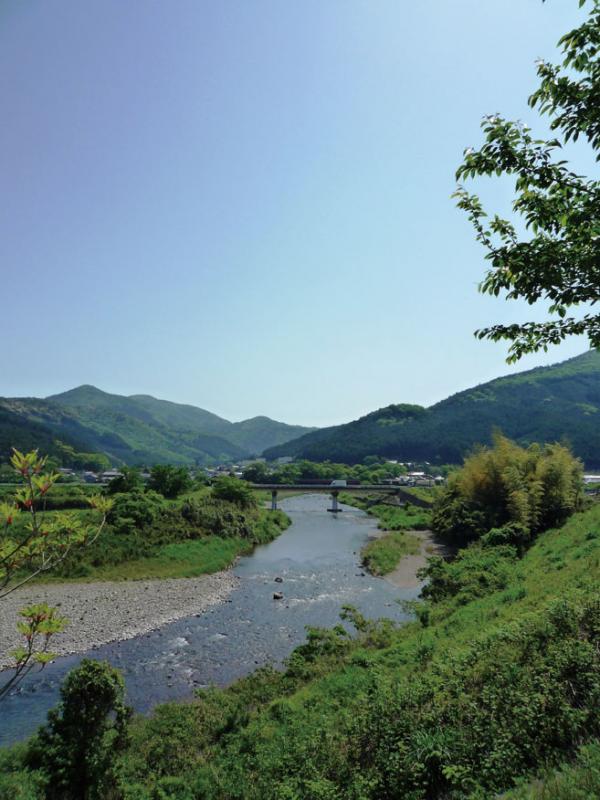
[26,660,130,800]
[108,490,164,534]
[147,466,192,499]
[419,544,517,604]
[505,741,600,799]
[180,498,253,539]
[107,467,143,495]
[211,476,257,509]
[0,745,42,800]
[481,521,531,554]
[347,596,600,799]
[432,435,583,547]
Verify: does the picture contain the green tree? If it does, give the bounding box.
[28,659,130,800]
[242,461,271,483]
[107,489,164,535]
[211,476,257,509]
[455,0,600,362]
[148,464,192,498]
[0,450,111,699]
[107,466,142,495]
[432,434,583,545]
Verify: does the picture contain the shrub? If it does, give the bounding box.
[180,498,253,539]
[107,467,143,495]
[147,466,192,499]
[27,660,130,800]
[348,596,600,799]
[432,435,582,547]
[108,490,164,534]
[211,477,257,509]
[481,522,531,554]
[419,545,517,604]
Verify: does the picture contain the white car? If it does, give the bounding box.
[329,480,347,488]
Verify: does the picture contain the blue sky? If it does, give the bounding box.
[0,1,593,426]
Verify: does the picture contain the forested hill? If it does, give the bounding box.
[0,386,315,466]
[263,349,600,467]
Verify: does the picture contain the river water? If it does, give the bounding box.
[0,494,420,747]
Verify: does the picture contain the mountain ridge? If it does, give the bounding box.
[0,386,316,466]
[263,349,600,467]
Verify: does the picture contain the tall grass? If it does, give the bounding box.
[361,531,421,575]
[84,537,247,581]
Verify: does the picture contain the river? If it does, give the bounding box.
[0,494,420,747]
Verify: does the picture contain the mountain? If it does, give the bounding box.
[0,386,316,466]
[263,349,600,467]
[0,398,96,465]
[227,416,314,454]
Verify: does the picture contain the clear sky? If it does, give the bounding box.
[0,1,593,426]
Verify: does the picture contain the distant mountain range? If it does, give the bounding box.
[264,350,600,468]
[0,385,316,466]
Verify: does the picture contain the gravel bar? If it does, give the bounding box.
[0,571,239,670]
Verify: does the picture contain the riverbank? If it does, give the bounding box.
[380,528,446,589]
[339,492,444,585]
[0,570,238,670]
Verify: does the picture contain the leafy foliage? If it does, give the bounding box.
[0,450,110,699]
[455,0,600,361]
[504,740,600,799]
[147,465,192,498]
[432,434,583,546]
[107,467,143,495]
[27,659,130,800]
[211,476,257,509]
[107,489,165,535]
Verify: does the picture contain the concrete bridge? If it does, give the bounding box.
[250,484,430,513]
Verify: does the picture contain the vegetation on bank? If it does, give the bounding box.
[339,493,432,577]
[1,466,289,585]
[21,492,288,584]
[0,441,595,798]
[503,741,600,799]
[431,434,583,548]
[361,530,421,576]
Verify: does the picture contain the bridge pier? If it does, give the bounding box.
[328,490,342,513]
[271,489,278,511]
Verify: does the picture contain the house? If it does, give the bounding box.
[100,470,122,483]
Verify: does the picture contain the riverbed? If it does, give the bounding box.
[0,494,421,746]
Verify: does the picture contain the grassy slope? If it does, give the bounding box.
[502,741,600,799]
[116,502,600,798]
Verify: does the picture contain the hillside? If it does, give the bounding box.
[0,386,315,466]
[264,349,600,467]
